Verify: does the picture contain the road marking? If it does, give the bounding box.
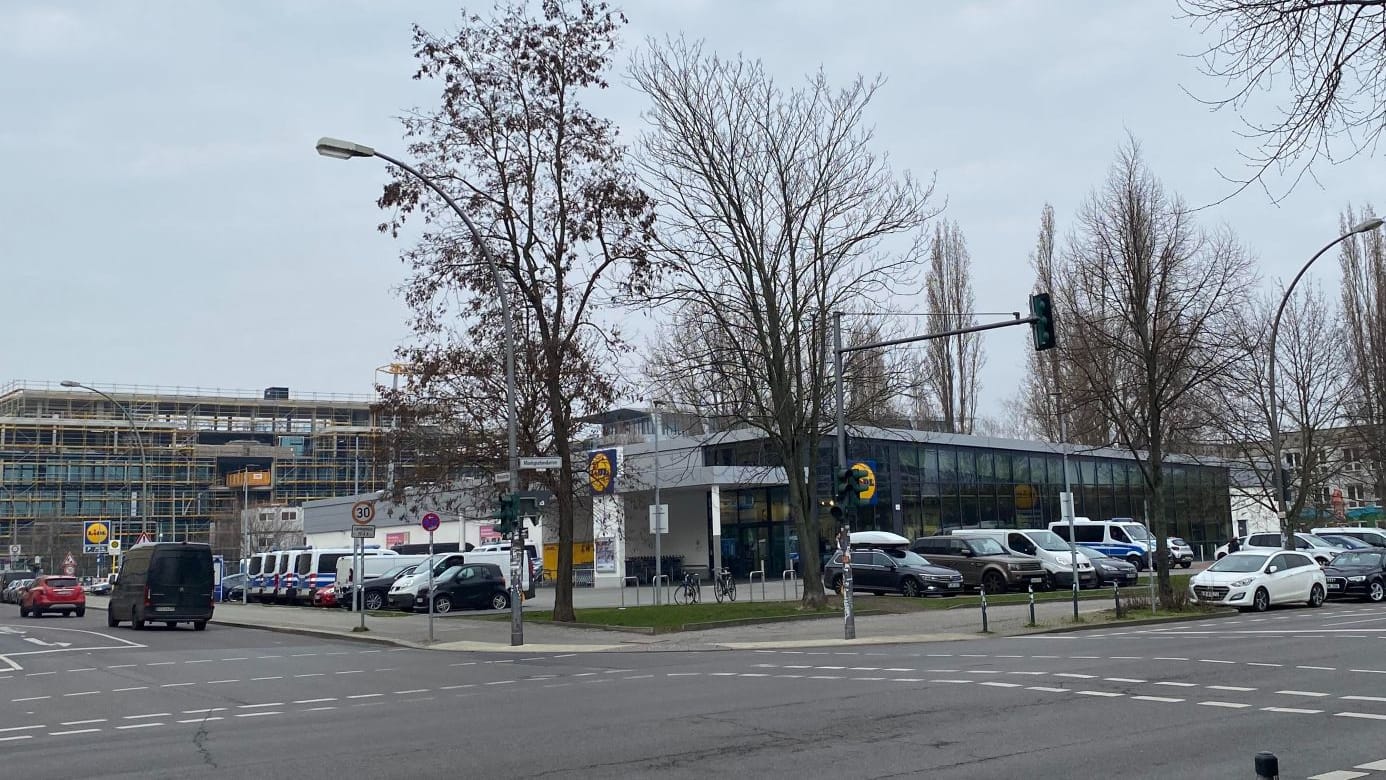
[66,667,95,672]
[235,712,279,718]
[348,693,384,699]
[1342,695,1386,703]
[116,722,162,730]
[13,696,51,702]
[1132,696,1183,703]
[62,691,98,697]
[1076,691,1124,698]
[979,682,1022,688]
[1199,701,1251,709]
[303,706,336,712]
[1198,659,1236,664]
[222,657,248,661]
[184,659,213,664]
[1299,666,1337,671]
[1337,712,1386,721]
[50,728,101,736]
[26,671,55,677]
[256,655,284,659]
[294,673,324,678]
[1247,662,1282,667]
[334,670,363,675]
[439,684,474,690]
[1262,707,1322,714]
[1054,673,1095,679]
[61,719,106,726]
[1154,682,1199,688]
[667,673,701,677]
[145,662,175,666]
[1153,657,1188,661]
[1026,686,1069,693]
[1278,690,1332,697]
[739,674,768,678]
[160,683,195,688]
[1349,669,1386,675]
[1207,685,1256,692]
[292,698,337,704]
[1308,771,1369,780]
[206,680,239,685]
[1105,677,1145,683]
[394,689,429,695]
[238,703,284,709]
[0,725,44,733]
[181,708,225,714]
[112,686,148,692]
[0,735,32,742]
[1356,760,1386,770]
[929,679,972,684]
[123,713,169,720]
[106,664,137,669]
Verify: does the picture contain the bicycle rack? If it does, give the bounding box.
[651,574,671,605]
[748,569,767,602]
[782,569,799,600]
[621,576,640,608]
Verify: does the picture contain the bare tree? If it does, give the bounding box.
[1339,204,1386,506]
[923,221,984,434]
[1205,284,1351,527]
[1182,0,1386,199]
[1059,137,1256,605]
[631,38,936,608]
[375,1,656,622]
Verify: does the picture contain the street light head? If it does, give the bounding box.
[59,380,81,388]
[315,136,376,160]
[1352,216,1384,234]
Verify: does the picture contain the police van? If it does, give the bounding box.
[1048,517,1153,570]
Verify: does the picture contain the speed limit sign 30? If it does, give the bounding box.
[351,501,376,525]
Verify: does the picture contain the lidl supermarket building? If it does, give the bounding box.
[582,411,1234,585]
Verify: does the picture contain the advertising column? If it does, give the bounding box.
[589,448,624,589]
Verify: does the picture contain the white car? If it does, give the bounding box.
[1189,550,1327,612]
[1215,532,1346,565]
[1166,537,1194,568]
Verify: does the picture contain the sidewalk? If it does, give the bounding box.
[85,591,1129,653]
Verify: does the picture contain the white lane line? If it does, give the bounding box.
[116,723,163,730]
[222,657,249,661]
[1207,685,1256,692]
[1277,690,1332,697]
[1299,666,1337,671]
[206,680,239,685]
[393,689,428,695]
[251,676,283,681]
[1076,691,1124,698]
[929,679,972,684]
[1153,657,1189,661]
[50,728,102,736]
[1054,673,1095,679]
[1307,771,1369,780]
[1104,677,1145,683]
[1337,712,1386,721]
[235,712,280,718]
[1110,656,1142,660]
[667,673,701,677]
[12,695,50,702]
[27,671,55,677]
[1349,669,1386,675]
[1026,686,1069,693]
[1132,696,1184,703]
[0,725,45,733]
[347,694,384,699]
[160,683,195,688]
[184,659,213,664]
[177,718,218,724]
[0,735,32,742]
[1342,695,1386,703]
[123,713,170,720]
[334,670,363,675]
[112,686,148,692]
[145,662,175,666]
[61,719,106,726]
[303,707,336,712]
[238,703,284,709]
[66,668,95,672]
[106,664,137,669]
[1247,662,1282,667]
[1262,707,1322,714]
[1356,760,1386,770]
[1200,701,1251,709]
[256,655,284,659]
[1198,659,1236,665]
[62,691,99,697]
[292,698,337,704]
[979,682,1021,688]
[181,708,225,714]
[438,684,474,690]
[738,674,769,678]
[1154,682,1199,688]
[294,674,324,678]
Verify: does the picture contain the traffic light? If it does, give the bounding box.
[830,466,873,521]
[491,494,519,535]
[1029,292,1058,352]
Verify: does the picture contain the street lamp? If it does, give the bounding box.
[317,136,523,645]
[61,380,149,543]
[1268,217,1383,549]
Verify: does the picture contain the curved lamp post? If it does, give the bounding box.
[61,380,149,542]
[316,137,522,645]
[1268,217,1383,548]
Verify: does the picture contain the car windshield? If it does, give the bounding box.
[1331,552,1384,568]
[1301,534,1337,548]
[893,550,934,567]
[1322,535,1371,550]
[45,577,77,588]
[1027,531,1071,552]
[1122,524,1153,542]
[1169,537,1186,545]
[378,565,412,579]
[1075,546,1108,560]
[1209,554,1269,573]
[968,538,1007,556]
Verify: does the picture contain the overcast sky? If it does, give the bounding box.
[3,1,1383,415]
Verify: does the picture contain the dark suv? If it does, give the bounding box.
[824,548,963,597]
[911,536,1046,594]
[415,563,510,613]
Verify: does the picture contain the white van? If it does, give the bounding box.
[950,528,1096,589]
[251,550,294,603]
[285,547,397,605]
[1048,517,1154,570]
[1312,527,1386,549]
[388,550,531,611]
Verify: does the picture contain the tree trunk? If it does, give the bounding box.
[786,450,827,608]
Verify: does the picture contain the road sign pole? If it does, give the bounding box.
[427,530,435,644]
[355,538,365,631]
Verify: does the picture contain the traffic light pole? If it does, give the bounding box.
[833,312,854,640]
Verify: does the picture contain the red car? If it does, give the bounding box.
[311,586,338,609]
[20,575,86,618]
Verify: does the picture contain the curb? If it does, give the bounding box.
[82,599,413,648]
[1025,609,1239,635]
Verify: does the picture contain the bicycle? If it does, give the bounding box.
[713,568,737,603]
[673,572,701,605]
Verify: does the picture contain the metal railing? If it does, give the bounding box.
[782,568,799,600]
[651,573,671,605]
[621,576,640,607]
[748,568,767,602]
[0,380,374,403]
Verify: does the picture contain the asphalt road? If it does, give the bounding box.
[3,600,1385,778]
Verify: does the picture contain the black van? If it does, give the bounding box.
[107,542,215,631]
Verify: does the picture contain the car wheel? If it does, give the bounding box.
[76,608,85,618]
[490,591,510,610]
[107,610,119,627]
[982,571,1007,596]
[1369,580,1386,603]
[65,610,75,618]
[1252,587,1270,613]
[17,606,26,618]
[901,578,922,598]
[434,595,454,614]
[832,575,844,595]
[131,607,145,631]
[1308,584,1326,608]
[1127,556,1145,571]
[194,621,207,631]
[364,591,385,611]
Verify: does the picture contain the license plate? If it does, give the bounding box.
[155,606,175,612]
[948,582,961,589]
[1328,583,1342,590]
[1029,577,1044,583]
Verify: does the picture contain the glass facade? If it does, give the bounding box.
[705,435,1232,575]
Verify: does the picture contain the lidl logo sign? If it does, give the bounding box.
[850,460,878,505]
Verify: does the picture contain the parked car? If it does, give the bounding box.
[1311,526,1386,548]
[910,536,1047,593]
[4,579,34,604]
[416,563,510,612]
[1321,550,1386,602]
[341,563,417,612]
[1166,537,1194,568]
[1316,534,1374,551]
[312,585,338,608]
[823,548,963,597]
[20,575,85,618]
[1075,546,1139,587]
[108,542,215,631]
[88,579,112,596]
[219,573,248,602]
[946,528,1095,589]
[1216,533,1346,565]
[1189,550,1326,612]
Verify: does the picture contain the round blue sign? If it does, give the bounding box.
[421,512,441,533]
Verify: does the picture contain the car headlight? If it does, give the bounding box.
[1229,578,1255,588]
[1349,575,1367,582]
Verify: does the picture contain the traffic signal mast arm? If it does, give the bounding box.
[836,310,1043,355]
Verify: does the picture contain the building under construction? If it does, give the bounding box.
[0,381,402,574]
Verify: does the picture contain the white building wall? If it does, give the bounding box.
[1231,487,1280,538]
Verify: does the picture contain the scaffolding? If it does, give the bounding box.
[0,382,400,574]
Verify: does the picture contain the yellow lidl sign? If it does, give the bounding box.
[84,521,110,545]
[850,461,877,502]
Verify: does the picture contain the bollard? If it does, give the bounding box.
[1113,582,1123,619]
[1027,583,1036,626]
[1254,751,1278,779]
[980,587,989,633]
